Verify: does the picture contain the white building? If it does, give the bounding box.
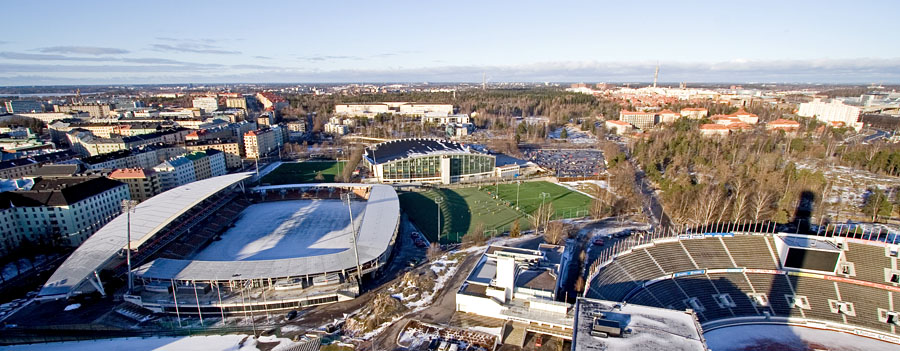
[798,98,863,131]
[152,157,196,191]
[422,113,470,126]
[334,103,391,117]
[455,245,573,340]
[399,103,453,116]
[192,97,220,113]
[0,176,130,254]
[604,120,633,135]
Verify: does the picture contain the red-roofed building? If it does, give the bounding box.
[256,92,288,111]
[605,119,633,135]
[680,108,709,119]
[658,109,680,124]
[766,119,801,133]
[729,108,759,124]
[108,168,161,202]
[699,123,730,137]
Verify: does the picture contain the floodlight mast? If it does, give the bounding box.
[343,193,363,284]
[122,199,139,294]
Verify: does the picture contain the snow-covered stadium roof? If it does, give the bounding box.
[132,183,400,281]
[38,173,252,298]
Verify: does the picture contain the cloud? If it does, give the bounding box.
[151,43,240,55]
[2,58,900,85]
[38,46,129,55]
[254,56,273,60]
[298,55,363,62]
[0,52,219,67]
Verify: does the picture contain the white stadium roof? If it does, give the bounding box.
[39,173,252,298]
[133,183,400,281]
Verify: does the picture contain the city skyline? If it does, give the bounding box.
[2,0,900,85]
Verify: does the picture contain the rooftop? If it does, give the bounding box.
[0,176,125,209]
[39,173,252,298]
[365,138,479,164]
[572,298,706,351]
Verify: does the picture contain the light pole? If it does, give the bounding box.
[122,199,139,295]
[435,196,444,241]
[342,193,362,284]
[538,192,550,231]
[516,181,521,210]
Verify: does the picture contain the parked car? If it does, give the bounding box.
[285,310,298,320]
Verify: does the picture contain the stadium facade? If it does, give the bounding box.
[364,138,517,184]
[38,173,400,316]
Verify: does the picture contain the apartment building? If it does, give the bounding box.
[80,143,186,170]
[798,98,864,131]
[619,110,658,130]
[185,139,242,169]
[191,96,220,113]
[680,108,709,119]
[53,103,113,118]
[152,157,196,191]
[243,127,285,159]
[0,176,129,254]
[108,168,161,202]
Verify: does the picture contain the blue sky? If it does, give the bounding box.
[2,0,899,85]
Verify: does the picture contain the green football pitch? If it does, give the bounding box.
[399,187,525,244]
[258,161,347,184]
[399,181,593,243]
[488,180,592,218]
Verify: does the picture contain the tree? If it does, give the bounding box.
[560,128,568,139]
[342,147,364,183]
[544,221,571,245]
[462,222,487,247]
[314,171,325,181]
[510,218,521,238]
[862,188,892,222]
[574,276,585,293]
[426,243,443,261]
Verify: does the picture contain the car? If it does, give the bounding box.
[438,341,449,351]
[285,310,298,320]
[592,237,605,246]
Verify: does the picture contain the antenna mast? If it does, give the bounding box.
[653,62,659,88]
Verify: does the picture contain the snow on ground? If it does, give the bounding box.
[549,125,597,144]
[704,324,899,351]
[357,251,467,340]
[468,326,502,336]
[0,334,302,351]
[193,199,365,261]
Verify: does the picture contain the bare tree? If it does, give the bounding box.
[426,243,443,261]
[751,190,773,221]
[462,222,487,247]
[544,221,571,245]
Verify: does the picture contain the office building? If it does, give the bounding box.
[619,110,657,130]
[798,98,864,131]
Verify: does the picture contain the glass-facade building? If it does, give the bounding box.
[366,138,498,184]
[379,153,495,183]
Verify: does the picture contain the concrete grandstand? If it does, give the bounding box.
[38,174,400,317]
[583,230,900,347]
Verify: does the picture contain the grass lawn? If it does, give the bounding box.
[488,181,592,219]
[399,187,526,244]
[259,161,347,185]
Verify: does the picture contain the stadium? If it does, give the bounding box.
[582,229,900,348]
[38,173,400,316]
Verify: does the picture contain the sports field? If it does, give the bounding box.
[489,181,592,218]
[399,187,525,244]
[259,161,347,184]
[399,181,592,244]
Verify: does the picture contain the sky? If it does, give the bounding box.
[2,0,899,85]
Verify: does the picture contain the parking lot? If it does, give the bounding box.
[523,149,605,178]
